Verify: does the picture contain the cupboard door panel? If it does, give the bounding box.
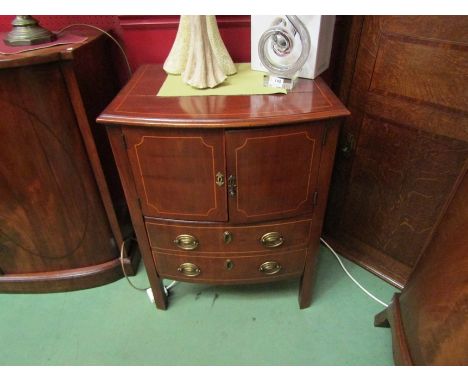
[124,128,227,221]
[340,115,468,268]
[324,16,468,286]
[226,124,323,223]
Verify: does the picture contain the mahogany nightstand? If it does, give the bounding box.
[98,64,349,310]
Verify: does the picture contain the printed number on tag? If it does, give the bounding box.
[268,77,284,88]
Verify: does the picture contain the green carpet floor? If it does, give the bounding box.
[0,245,397,365]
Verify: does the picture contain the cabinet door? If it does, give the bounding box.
[324,16,468,286]
[124,128,228,222]
[226,124,324,223]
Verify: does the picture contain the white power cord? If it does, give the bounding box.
[120,236,386,307]
[320,237,389,308]
[55,24,177,303]
[119,238,178,302]
[56,23,133,80]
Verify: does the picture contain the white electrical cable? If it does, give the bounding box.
[55,23,133,79]
[119,238,148,292]
[119,238,178,296]
[55,23,178,301]
[165,280,178,290]
[320,237,389,308]
[120,235,384,306]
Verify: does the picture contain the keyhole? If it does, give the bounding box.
[225,259,234,270]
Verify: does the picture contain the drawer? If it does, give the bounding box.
[145,218,312,254]
[153,249,306,283]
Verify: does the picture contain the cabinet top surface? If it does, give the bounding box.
[0,31,101,69]
[98,64,349,128]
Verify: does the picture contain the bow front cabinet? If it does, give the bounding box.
[98,65,349,310]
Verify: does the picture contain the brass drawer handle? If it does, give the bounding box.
[173,234,199,251]
[260,232,284,248]
[259,261,282,275]
[177,263,201,277]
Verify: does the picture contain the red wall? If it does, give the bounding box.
[0,15,345,90]
[118,16,250,70]
[0,15,251,71]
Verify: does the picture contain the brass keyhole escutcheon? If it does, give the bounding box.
[215,172,225,187]
[259,261,282,275]
[225,259,234,270]
[173,234,199,251]
[177,263,201,277]
[223,231,233,244]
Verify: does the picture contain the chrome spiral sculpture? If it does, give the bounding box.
[258,15,311,79]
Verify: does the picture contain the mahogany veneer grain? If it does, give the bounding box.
[0,32,138,292]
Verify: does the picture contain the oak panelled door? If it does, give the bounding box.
[226,124,323,223]
[124,128,227,221]
[325,16,468,286]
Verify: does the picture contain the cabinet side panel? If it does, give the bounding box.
[0,63,115,274]
[399,167,468,365]
[70,34,132,240]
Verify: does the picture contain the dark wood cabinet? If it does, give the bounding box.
[324,16,468,287]
[98,64,349,310]
[375,164,468,365]
[0,32,138,292]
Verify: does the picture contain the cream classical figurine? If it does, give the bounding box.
[163,15,237,89]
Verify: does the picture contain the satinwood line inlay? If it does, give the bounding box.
[133,135,219,217]
[234,131,316,218]
[145,218,313,253]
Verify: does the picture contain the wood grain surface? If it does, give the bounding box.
[0,32,137,292]
[324,16,468,287]
[97,64,349,128]
[376,164,468,365]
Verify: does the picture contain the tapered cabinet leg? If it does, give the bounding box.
[298,249,318,309]
[153,279,168,310]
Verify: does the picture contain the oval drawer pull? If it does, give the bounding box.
[259,261,282,275]
[173,234,199,251]
[260,232,284,248]
[177,263,201,277]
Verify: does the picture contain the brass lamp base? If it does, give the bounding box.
[4,16,56,46]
